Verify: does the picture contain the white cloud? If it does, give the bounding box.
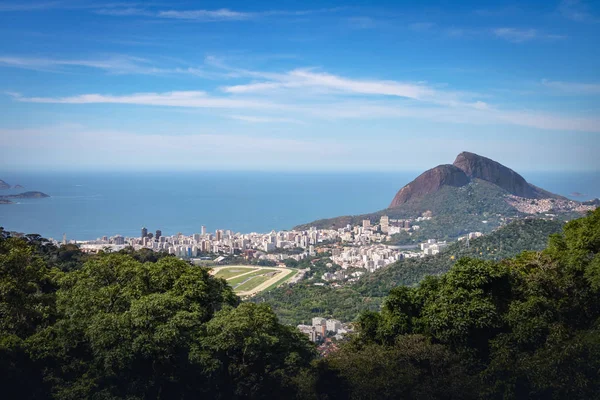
[0,55,224,77]
[5,58,599,133]
[8,89,600,133]
[0,1,62,11]
[492,28,566,43]
[9,91,278,110]
[542,79,600,94]
[229,115,303,124]
[222,69,437,100]
[157,8,253,21]
[91,6,341,21]
[0,55,154,74]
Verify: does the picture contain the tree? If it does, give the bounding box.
[193,303,316,399]
[29,254,239,399]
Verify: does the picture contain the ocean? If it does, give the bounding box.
[0,171,598,241]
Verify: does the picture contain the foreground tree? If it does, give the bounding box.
[26,254,314,399]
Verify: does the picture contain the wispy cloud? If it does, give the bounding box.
[156,8,253,21]
[94,7,152,17]
[93,6,342,21]
[0,55,225,77]
[0,1,63,11]
[0,55,153,73]
[8,90,278,110]
[229,115,303,124]
[8,85,600,133]
[4,57,598,133]
[558,0,598,22]
[220,68,488,110]
[542,79,600,94]
[492,28,566,43]
[222,69,435,99]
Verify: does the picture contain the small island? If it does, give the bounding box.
[0,179,10,189]
[2,191,50,199]
[0,191,51,204]
[14,184,25,189]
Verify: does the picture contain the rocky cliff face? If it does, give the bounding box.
[389,164,469,208]
[452,152,538,198]
[389,152,562,208]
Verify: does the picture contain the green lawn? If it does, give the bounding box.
[227,269,274,285]
[214,267,256,280]
[234,274,275,292]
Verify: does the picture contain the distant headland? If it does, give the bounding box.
[0,189,50,204]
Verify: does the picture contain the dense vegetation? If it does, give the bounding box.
[320,208,600,399]
[1,209,599,399]
[0,230,314,399]
[256,219,564,325]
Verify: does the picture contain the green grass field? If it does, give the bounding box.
[234,273,279,292]
[213,267,256,280]
[212,266,297,295]
[227,269,272,286]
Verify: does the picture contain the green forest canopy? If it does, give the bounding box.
[1,208,600,399]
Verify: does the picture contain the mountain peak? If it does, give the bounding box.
[389,152,563,208]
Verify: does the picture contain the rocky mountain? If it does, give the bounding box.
[390,152,563,208]
[389,164,469,207]
[295,152,587,234]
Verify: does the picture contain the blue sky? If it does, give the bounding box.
[0,0,599,172]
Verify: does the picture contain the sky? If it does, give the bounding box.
[0,0,599,172]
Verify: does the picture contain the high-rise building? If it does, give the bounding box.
[363,219,371,228]
[113,235,125,245]
[216,230,223,241]
[380,215,389,233]
[141,227,148,239]
[155,230,162,240]
[201,225,206,235]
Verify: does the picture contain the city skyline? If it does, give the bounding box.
[1,0,599,172]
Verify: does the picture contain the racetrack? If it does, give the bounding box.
[210,266,294,296]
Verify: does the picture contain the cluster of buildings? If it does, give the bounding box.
[76,225,340,260]
[330,244,422,273]
[74,213,427,262]
[297,317,350,343]
[420,239,449,255]
[505,195,596,215]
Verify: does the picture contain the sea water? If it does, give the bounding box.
[0,171,598,240]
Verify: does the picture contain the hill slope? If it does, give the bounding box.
[258,218,565,324]
[295,152,576,234]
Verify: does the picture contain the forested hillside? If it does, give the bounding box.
[1,210,599,399]
[256,218,564,324]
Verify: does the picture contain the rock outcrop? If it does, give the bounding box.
[389,165,469,208]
